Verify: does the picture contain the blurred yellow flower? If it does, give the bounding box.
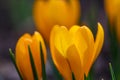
[50,23,104,80]
[104,0,120,23]
[105,0,120,42]
[33,0,80,42]
[15,31,47,80]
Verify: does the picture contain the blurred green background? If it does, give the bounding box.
[0,0,118,80]
[0,0,35,80]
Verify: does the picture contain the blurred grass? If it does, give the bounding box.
[10,0,33,26]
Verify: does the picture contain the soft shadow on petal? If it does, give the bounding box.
[50,25,72,80]
[51,47,72,80]
[77,26,94,76]
[66,45,84,80]
[72,27,87,66]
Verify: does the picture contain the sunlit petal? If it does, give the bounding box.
[76,26,94,75]
[93,23,104,62]
[50,25,72,80]
[50,25,72,57]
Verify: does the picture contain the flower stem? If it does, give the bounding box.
[28,46,38,80]
[109,63,116,80]
[40,42,47,80]
[9,49,23,80]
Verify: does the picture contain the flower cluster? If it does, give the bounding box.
[11,23,104,80]
[9,0,105,80]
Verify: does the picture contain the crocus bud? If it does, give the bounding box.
[15,31,47,80]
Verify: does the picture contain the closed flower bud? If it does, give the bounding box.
[15,31,47,80]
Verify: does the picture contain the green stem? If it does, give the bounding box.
[109,63,116,80]
[40,42,47,80]
[28,46,38,80]
[72,72,75,80]
[9,49,23,80]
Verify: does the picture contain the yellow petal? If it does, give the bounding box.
[69,25,81,35]
[31,31,47,79]
[50,25,72,57]
[50,25,72,80]
[76,26,94,76]
[93,23,104,62]
[16,33,34,80]
[32,31,47,63]
[72,26,88,65]
[50,43,72,80]
[52,47,72,80]
[66,45,84,80]
[68,25,93,75]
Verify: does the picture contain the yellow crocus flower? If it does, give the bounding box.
[105,0,120,42]
[104,0,120,23]
[50,23,104,80]
[33,0,80,42]
[15,31,47,80]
